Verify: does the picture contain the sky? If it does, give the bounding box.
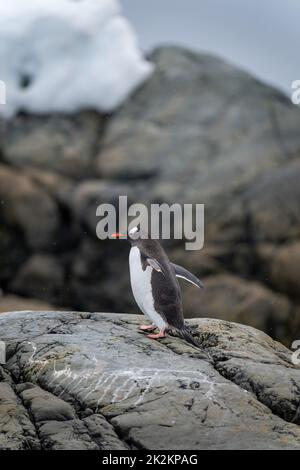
[121,0,299,96]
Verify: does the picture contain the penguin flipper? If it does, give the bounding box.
[172,263,204,288]
[147,257,165,275]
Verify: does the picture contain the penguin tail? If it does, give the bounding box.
[176,325,212,362]
[177,325,201,348]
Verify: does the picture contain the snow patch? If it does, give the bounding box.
[0,0,153,118]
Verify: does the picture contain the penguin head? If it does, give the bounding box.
[111,225,144,244]
[128,226,141,241]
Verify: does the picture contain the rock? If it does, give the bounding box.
[0,165,60,287]
[17,382,76,422]
[11,254,65,305]
[69,237,133,312]
[0,311,299,450]
[0,164,59,251]
[182,274,294,345]
[96,47,300,213]
[259,242,300,300]
[242,162,300,244]
[70,180,135,235]
[2,111,105,179]
[171,244,228,278]
[0,379,41,450]
[23,167,74,208]
[0,295,56,313]
[0,221,28,286]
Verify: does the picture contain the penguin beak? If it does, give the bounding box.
[111,232,126,239]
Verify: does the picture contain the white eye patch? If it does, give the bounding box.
[129,226,139,237]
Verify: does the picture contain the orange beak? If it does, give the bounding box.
[111,232,126,239]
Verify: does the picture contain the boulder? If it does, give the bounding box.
[241,162,300,244]
[70,180,135,235]
[96,47,300,240]
[0,165,61,287]
[258,241,300,300]
[0,164,59,251]
[2,111,105,179]
[23,167,74,208]
[182,274,294,345]
[11,254,65,305]
[0,311,299,450]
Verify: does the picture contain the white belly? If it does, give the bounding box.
[129,246,167,330]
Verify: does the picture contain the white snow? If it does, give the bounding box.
[0,0,153,118]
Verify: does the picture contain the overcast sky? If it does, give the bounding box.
[121,0,299,96]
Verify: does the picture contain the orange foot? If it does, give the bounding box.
[147,329,167,340]
[140,324,156,332]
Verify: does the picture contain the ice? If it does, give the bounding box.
[0,0,153,117]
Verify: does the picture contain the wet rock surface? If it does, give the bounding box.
[0,311,299,450]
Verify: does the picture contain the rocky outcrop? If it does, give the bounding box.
[2,112,105,179]
[0,164,59,252]
[0,46,300,345]
[0,311,299,450]
[182,274,296,345]
[11,254,65,305]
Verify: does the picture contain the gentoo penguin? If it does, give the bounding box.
[111,227,204,346]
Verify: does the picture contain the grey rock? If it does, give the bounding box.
[182,274,294,344]
[17,382,76,422]
[0,164,59,251]
[70,180,135,235]
[0,377,40,449]
[194,318,300,424]
[37,419,99,450]
[258,241,300,300]
[241,162,300,244]
[2,111,105,179]
[23,167,74,208]
[11,254,65,305]
[0,164,61,289]
[68,236,132,312]
[96,47,300,211]
[0,310,299,450]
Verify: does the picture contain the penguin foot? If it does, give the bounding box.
[147,329,167,340]
[140,324,157,331]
